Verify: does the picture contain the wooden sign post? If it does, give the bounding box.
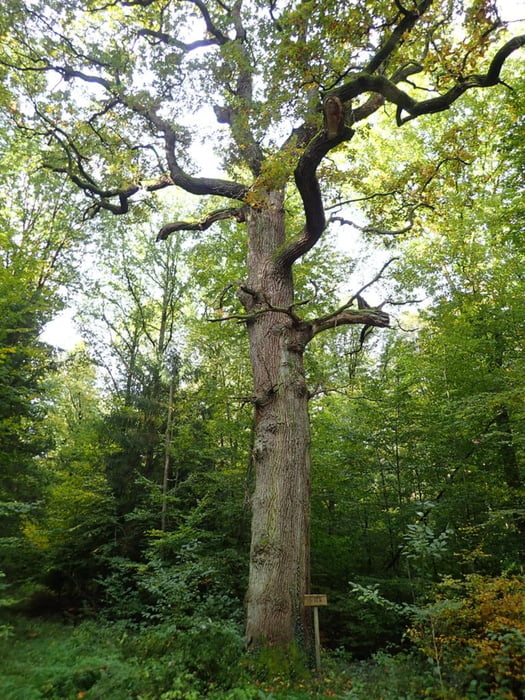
[304,594,328,670]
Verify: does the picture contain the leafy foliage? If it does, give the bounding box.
[409,576,525,699]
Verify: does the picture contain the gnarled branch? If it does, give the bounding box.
[137,28,218,52]
[274,2,435,270]
[212,1,264,177]
[157,205,247,240]
[330,214,414,237]
[334,35,525,124]
[310,308,390,337]
[395,34,525,123]
[275,125,355,268]
[279,31,524,271]
[162,123,248,201]
[364,0,433,75]
[307,257,397,337]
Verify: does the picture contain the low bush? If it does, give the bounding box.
[0,616,246,699]
[344,650,440,700]
[408,575,525,699]
[121,617,246,691]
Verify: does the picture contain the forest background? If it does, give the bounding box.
[0,0,525,698]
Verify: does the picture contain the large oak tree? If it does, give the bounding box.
[2,0,523,650]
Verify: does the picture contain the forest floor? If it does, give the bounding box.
[0,614,451,699]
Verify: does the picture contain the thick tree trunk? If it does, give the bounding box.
[241,191,311,650]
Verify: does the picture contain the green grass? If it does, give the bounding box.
[0,615,356,699]
[0,617,137,699]
[0,614,444,699]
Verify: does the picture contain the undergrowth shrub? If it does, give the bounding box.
[97,523,246,626]
[0,616,247,700]
[122,617,246,690]
[321,586,407,657]
[345,650,439,700]
[408,575,525,699]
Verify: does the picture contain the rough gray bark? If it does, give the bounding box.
[240,192,311,648]
[239,191,388,649]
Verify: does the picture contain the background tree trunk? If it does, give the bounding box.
[241,192,311,650]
